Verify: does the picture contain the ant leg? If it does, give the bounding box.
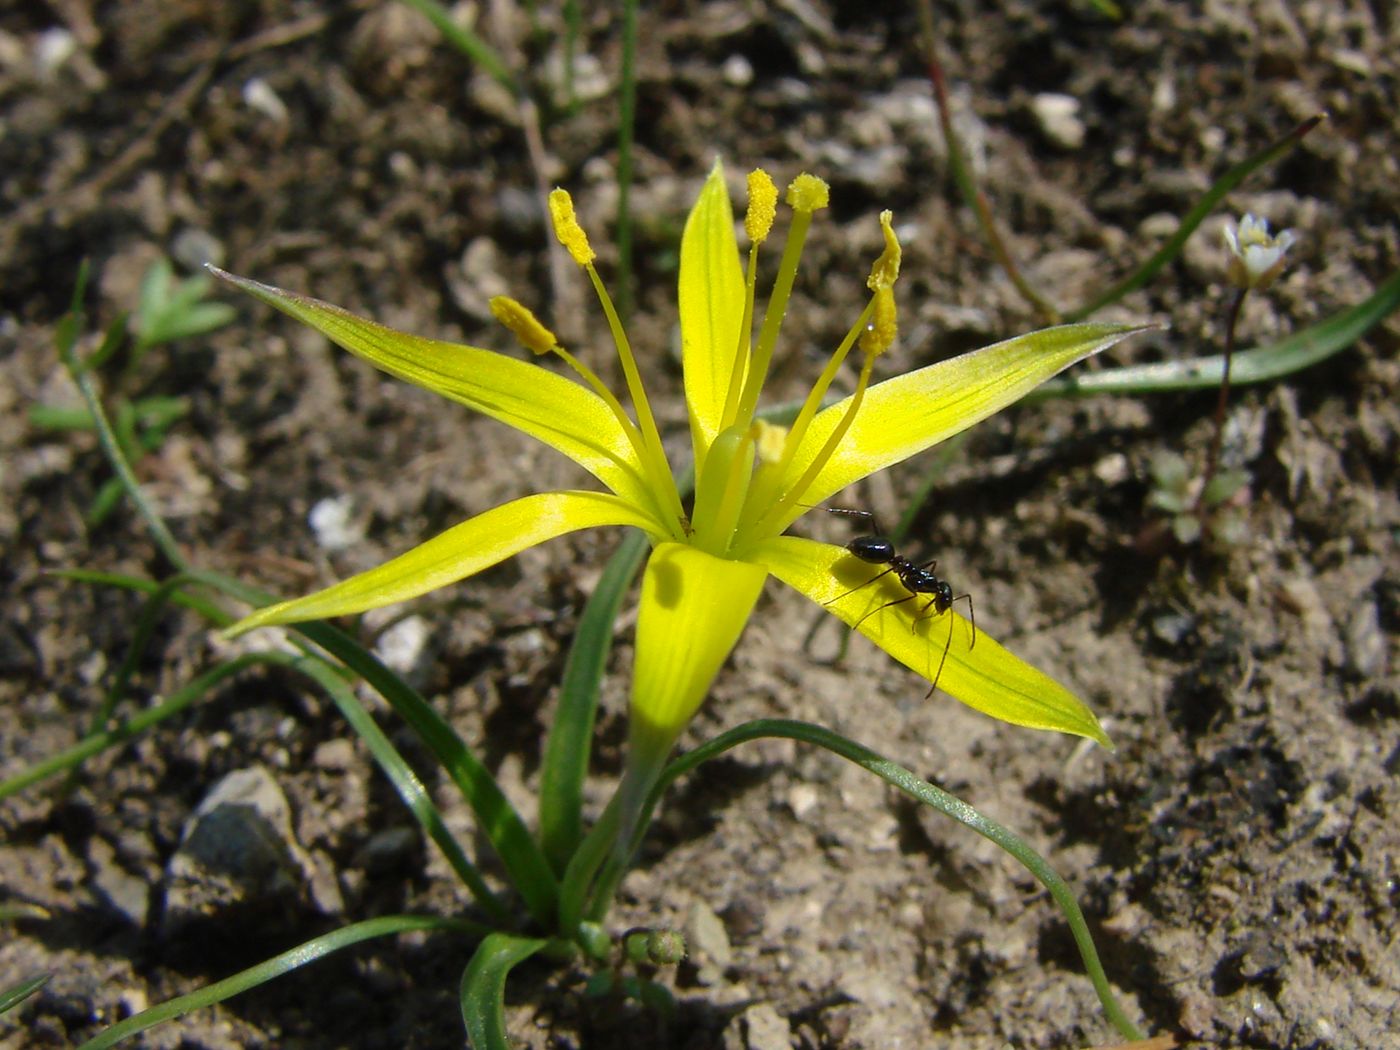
[924,611,957,699]
[823,565,897,606]
[851,592,915,630]
[955,593,976,648]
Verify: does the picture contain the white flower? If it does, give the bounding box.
[1223,213,1296,290]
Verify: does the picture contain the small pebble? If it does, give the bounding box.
[722,54,754,87]
[1030,92,1085,149]
[375,615,431,675]
[243,77,290,125]
[308,495,364,552]
[34,27,77,78]
[313,738,356,772]
[1344,601,1385,678]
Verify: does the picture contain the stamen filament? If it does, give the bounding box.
[735,207,815,425]
[583,263,687,530]
[736,298,875,537]
[718,242,761,432]
[774,298,876,480]
[756,351,878,537]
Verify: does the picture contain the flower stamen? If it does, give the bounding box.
[548,189,687,538]
[720,170,778,432]
[734,173,829,426]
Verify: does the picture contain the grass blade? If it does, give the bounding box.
[644,719,1148,1043]
[1037,267,1400,398]
[0,652,301,802]
[400,0,517,95]
[539,529,648,871]
[914,0,1057,321]
[614,0,639,319]
[46,569,505,919]
[76,915,480,1049]
[459,932,549,1049]
[0,974,50,1016]
[288,656,509,921]
[1065,113,1326,321]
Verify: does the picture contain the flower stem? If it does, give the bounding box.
[1196,286,1248,516]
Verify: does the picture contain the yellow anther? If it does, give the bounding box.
[753,419,788,465]
[785,173,829,214]
[745,170,778,244]
[548,188,596,266]
[866,210,901,291]
[489,296,557,355]
[859,286,896,358]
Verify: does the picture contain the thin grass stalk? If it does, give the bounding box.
[614,0,639,319]
[76,915,483,1050]
[1064,113,1325,321]
[639,719,1148,1042]
[914,0,1059,322]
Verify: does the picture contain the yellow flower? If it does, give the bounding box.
[215,163,1145,771]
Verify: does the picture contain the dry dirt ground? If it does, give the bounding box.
[2,2,1398,1048]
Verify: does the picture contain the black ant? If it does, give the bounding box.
[820,508,975,698]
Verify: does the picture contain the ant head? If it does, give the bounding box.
[935,580,953,610]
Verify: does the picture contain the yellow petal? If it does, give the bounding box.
[750,536,1110,745]
[772,322,1149,532]
[211,269,651,509]
[679,163,746,470]
[629,543,768,755]
[227,491,656,635]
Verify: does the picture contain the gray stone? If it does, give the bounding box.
[163,766,310,927]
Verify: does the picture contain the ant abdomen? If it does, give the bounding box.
[847,535,896,563]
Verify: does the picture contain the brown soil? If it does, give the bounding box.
[2,2,1397,1049]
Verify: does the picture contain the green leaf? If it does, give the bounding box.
[1065,113,1326,321]
[539,529,649,871]
[1038,268,1400,398]
[290,656,507,921]
[397,0,518,94]
[0,974,49,1016]
[76,915,478,1049]
[132,259,236,354]
[0,652,302,802]
[460,933,549,1050]
[29,404,96,431]
[52,566,556,926]
[647,720,1148,1043]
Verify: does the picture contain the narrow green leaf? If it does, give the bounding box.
[289,656,508,921]
[0,652,298,802]
[399,0,518,94]
[56,332,188,567]
[55,566,556,924]
[289,616,560,927]
[50,569,237,625]
[0,974,49,1016]
[28,404,96,431]
[55,261,91,363]
[48,570,502,916]
[1039,268,1400,398]
[539,529,648,871]
[67,574,199,793]
[1066,114,1326,320]
[86,476,128,527]
[460,933,549,1050]
[76,915,479,1049]
[643,719,1148,1044]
